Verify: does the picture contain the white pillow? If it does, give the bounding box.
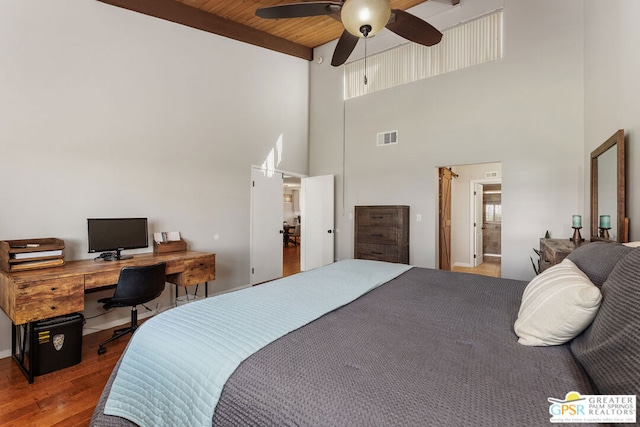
[514,258,602,346]
[623,241,640,247]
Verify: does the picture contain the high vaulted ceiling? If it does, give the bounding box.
[97,0,453,61]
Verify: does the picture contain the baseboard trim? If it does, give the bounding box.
[453,262,474,268]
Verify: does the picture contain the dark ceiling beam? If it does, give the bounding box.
[96,0,313,61]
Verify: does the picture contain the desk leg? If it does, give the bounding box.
[172,284,194,306]
[173,284,178,307]
[172,282,208,305]
[12,323,34,384]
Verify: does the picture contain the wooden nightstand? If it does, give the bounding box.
[539,238,586,272]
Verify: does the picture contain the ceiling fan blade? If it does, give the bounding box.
[331,30,359,66]
[386,9,443,47]
[256,2,342,19]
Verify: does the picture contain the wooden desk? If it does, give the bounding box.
[0,250,216,325]
[0,250,215,383]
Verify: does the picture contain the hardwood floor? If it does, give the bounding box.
[451,258,501,277]
[0,324,135,427]
[283,243,300,277]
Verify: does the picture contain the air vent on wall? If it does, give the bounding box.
[485,171,499,178]
[377,130,398,146]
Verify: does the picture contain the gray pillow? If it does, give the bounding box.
[570,248,640,396]
[566,242,632,287]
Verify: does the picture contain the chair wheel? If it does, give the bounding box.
[98,347,107,355]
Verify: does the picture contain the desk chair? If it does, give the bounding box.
[97,262,166,355]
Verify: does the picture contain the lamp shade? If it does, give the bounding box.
[341,0,391,38]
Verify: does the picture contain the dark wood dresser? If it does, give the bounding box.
[354,205,409,264]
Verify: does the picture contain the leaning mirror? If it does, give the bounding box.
[590,129,628,242]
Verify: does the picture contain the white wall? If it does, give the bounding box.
[310,0,585,280]
[283,189,295,224]
[0,1,309,356]
[584,0,640,240]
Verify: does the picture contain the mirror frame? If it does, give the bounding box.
[590,129,628,243]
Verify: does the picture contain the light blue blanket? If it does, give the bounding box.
[103,259,412,427]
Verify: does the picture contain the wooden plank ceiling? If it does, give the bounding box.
[97,0,446,61]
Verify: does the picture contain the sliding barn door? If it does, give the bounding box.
[439,168,453,270]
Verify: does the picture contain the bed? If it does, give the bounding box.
[91,242,639,426]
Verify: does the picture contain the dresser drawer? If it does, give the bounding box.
[14,277,84,324]
[355,243,403,263]
[355,207,404,227]
[356,226,398,245]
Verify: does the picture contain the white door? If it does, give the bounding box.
[474,183,484,267]
[250,167,283,285]
[300,175,334,271]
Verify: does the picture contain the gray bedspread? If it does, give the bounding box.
[91,267,598,426]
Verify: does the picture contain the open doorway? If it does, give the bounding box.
[251,169,334,284]
[437,162,502,278]
[283,176,301,276]
[481,183,502,263]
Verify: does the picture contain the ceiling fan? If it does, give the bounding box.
[256,0,443,66]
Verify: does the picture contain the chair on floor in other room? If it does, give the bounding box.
[288,224,300,246]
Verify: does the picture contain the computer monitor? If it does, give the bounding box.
[87,218,148,261]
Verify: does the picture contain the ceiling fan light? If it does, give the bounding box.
[341,0,391,38]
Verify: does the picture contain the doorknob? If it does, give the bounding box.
[327,230,333,234]
[279,230,284,234]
